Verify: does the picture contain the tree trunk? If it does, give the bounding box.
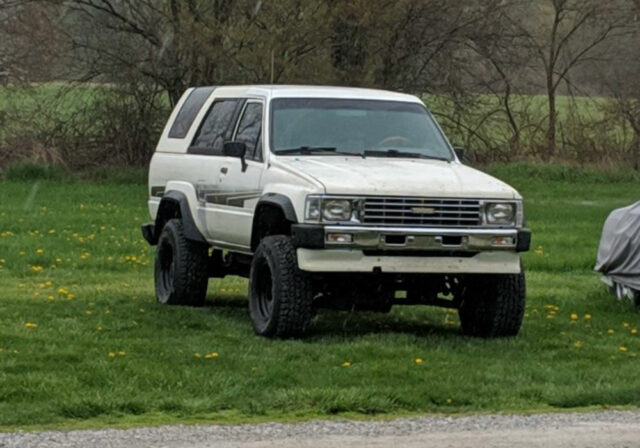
[633,132,640,171]
[545,80,556,161]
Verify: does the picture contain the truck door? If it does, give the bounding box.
[211,100,265,249]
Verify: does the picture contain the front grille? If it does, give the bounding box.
[361,197,481,227]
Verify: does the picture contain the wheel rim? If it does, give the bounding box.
[255,258,274,320]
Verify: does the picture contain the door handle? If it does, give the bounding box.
[220,167,228,174]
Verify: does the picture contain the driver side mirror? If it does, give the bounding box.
[223,141,248,172]
[453,147,467,163]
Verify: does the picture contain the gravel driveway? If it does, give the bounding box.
[2,410,639,448]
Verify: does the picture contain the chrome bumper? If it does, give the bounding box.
[291,224,524,252]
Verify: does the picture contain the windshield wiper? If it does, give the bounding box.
[274,146,337,155]
[275,146,365,158]
[363,149,451,162]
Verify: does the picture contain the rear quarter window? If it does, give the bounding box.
[168,87,215,139]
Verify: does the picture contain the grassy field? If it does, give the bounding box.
[1,164,640,431]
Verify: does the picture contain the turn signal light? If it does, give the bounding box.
[326,233,353,243]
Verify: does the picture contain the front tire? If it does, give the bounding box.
[457,266,526,337]
[154,219,209,306]
[249,235,313,338]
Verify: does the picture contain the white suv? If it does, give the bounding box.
[142,85,531,338]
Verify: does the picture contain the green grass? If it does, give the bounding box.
[1,164,640,431]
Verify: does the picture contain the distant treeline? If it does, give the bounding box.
[1,0,639,169]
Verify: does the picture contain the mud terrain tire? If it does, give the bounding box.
[155,219,209,306]
[457,267,526,337]
[249,235,313,338]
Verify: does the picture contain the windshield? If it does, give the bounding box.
[270,98,453,160]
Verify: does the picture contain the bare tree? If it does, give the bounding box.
[604,0,640,170]
[505,0,632,159]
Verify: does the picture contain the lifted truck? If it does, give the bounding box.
[142,85,531,338]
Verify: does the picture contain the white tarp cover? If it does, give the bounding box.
[595,200,640,291]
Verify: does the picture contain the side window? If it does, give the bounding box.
[234,102,263,162]
[190,99,241,155]
[168,87,215,139]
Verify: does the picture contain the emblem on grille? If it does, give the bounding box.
[411,207,436,215]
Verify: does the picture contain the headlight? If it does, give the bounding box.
[305,196,358,222]
[484,201,522,226]
[323,199,352,221]
[486,203,514,223]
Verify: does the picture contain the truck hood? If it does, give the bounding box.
[275,156,518,199]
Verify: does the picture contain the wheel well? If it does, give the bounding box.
[155,198,181,236]
[153,191,207,244]
[251,204,293,251]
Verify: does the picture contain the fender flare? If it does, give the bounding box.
[250,193,298,250]
[152,191,207,245]
[255,193,298,222]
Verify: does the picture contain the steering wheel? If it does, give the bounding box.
[374,135,410,148]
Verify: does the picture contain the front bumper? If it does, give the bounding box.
[296,249,521,273]
[292,224,529,274]
[292,224,531,252]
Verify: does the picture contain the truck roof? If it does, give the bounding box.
[209,85,423,103]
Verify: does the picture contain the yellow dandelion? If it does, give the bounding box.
[97,325,103,331]
[414,357,424,365]
[570,313,578,321]
[30,265,43,274]
[607,329,614,335]
[85,310,92,315]
[67,293,75,300]
[108,351,115,357]
[194,352,202,358]
[534,246,543,255]
[47,295,54,301]
[204,352,219,359]
[573,341,583,348]
[139,308,145,313]
[619,346,628,353]
[631,329,638,335]
[118,350,125,356]
[341,361,351,368]
[25,322,38,329]
[58,287,68,295]
[623,322,630,328]
[584,314,592,320]
[446,398,453,404]
[36,248,44,255]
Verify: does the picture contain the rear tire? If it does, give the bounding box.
[249,235,313,337]
[458,265,526,337]
[154,219,209,306]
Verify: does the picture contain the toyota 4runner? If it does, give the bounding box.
[142,85,531,338]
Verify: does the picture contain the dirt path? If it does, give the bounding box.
[2,410,639,448]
